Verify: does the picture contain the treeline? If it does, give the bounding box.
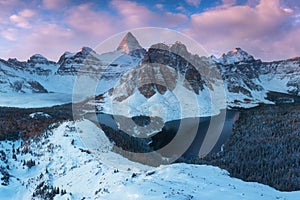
[0,104,73,140]
[100,124,163,166]
[33,181,67,199]
[178,104,300,191]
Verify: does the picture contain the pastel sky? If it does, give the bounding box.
[0,0,299,61]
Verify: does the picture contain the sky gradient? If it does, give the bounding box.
[0,0,299,61]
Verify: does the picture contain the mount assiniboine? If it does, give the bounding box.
[0,32,299,112]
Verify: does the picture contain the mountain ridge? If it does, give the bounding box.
[0,32,299,113]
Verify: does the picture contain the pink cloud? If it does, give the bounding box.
[188,0,290,38]
[66,3,117,36]
[185,0,201,7]
[1,0,299,62]
[110,0,188,28]
[2,23,75,61]
[185,0,296,60]
[270,26,300,59]
[27,23,82,60]
[1,28,17,41]
[0,0,22,25]
[0,0,20,6]
[110,0,151,27]
[9,9,36,28]
[19,9,35,18]
[43,0,69,9]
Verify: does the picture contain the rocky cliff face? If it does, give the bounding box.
[110,41,227,101]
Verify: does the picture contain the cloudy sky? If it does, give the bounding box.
[0,0,299,61]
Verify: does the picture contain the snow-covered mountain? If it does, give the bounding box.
[98,37,299,120]
[215,49,300,107]
[217,48,256,65]
[1,119,299,199]
[101,42,226,121]
[0,33,144,95]
[0,32,299,112]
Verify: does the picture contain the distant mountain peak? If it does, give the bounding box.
[29,54,48,60]
[220,47,255,64]
[228,47,247,55]
[28,54,49,64]
[79,47,95,55]
[117,32,143,54]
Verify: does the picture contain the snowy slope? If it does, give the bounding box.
[0,119,299,199]
[101,73,226,121]
[0,48,142,107]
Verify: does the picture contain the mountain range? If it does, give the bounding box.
[0,32,299,117]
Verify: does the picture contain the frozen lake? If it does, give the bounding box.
[0,93,75,108]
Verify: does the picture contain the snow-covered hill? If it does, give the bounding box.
[0,119,299,199]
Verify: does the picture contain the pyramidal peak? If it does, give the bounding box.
[117,32,143,54]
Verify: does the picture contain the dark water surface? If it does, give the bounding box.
[183,110,239,158]
[85,109,239,158]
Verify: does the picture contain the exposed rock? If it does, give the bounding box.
[117,32,146,58]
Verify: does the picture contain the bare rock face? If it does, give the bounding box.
[117,32,146,58]
[111,41,215,102]
[261,57,300,96]
[112,63,178,101]
[142,43,206,94]
[117,32,142,54]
